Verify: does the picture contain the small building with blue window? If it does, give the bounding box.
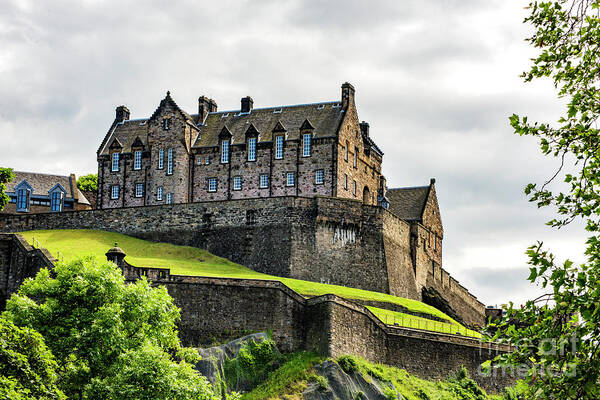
[2,171,91,214]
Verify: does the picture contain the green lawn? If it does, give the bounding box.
[19,229,472,333]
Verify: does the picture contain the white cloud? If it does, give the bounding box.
[0,0,588,306]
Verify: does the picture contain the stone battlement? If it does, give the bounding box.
[0,195,486,327]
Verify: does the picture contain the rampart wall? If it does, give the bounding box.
[0,196,486,327]
[0,233,512,393]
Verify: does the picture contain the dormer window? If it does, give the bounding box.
[275,136,284,159]
[111,152,120,172]
[163,118,171,130]
[221,140,230,163]
[134,150,142,170]
[16,188,30,212]
[50,191,63,212]
[248,137,257,161]
[302,133,312,157]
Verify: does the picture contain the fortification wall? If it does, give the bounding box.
[0,234,56,309]
[0,234,511,393]
[0,196,486,326]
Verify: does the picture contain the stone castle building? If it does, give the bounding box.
[97,83,384,209]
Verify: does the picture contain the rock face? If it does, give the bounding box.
[303,361,398,400]
[195,332,269,397]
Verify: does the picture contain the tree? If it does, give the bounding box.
[76,173,97,192]
[492,1,600,399]
[3,257,217,400]
[0,167,14,211]
[0,317,65,400]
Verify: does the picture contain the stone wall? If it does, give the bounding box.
[0,234,511,393]
[0,196,485,326]
[0,234,56,309]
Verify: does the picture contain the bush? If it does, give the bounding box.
[309,374,329,391]
[224,338,280,389]
[383,386,397,400]
[337,355,359,374]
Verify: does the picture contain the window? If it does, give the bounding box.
[16,189,29,211]
[208,178,217,192]
[259,174,269,189]
[111,185,120,199]
[135,183,144,198]
[286,172,295,187]
[51,191,63,212]
[163,118,170,130]
[248,137,257,161]
[353,180,357,196]
[233,176,242,191]
[302,133,311,157]
[157,186,163,201]
[158,149,164,169]
[353,147,358,168]
[204,156,211,165]
[134,150,142,170]
[197,156,203,165]
[344,174,348,190]
[167,148,173,175]
[344,141,348,161]
[275,136,284,159]
[166,193,173,204]
[111,152,120,172]
[221,140,229,163]
[315,169,324,185]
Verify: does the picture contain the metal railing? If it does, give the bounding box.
[380,313,480,338]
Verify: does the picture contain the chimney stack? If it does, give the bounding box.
[115,105,130,122]
[360,121,369,137]
[198,96,219,123]
[341,82,355,109]
[241,96,254,113]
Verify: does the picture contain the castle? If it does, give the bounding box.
[97,83,384,209]
[0,82,509,391]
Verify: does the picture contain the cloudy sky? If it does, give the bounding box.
[0,0,587,306]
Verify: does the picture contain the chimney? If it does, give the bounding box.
[360,121,369,137]
[198,96,211,122]
[241,96,254,113]
[341,82,355,109]
[209,99,218,113]
[115,105,130,122]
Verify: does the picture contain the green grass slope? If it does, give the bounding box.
[19,229,477,336]
[241,353,516,400]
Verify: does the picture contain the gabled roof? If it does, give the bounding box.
[98,119,149,156]
[386,185,430,221]
[192,102,344,147]
[6,171,88,203]
[149,91,194,124]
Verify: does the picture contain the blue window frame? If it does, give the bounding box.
[158,149,164,169]
[51,191,63,212]
[16,189,29,211]
[134,150,142,170]
[167,148,173,175]
[221,140,229,163]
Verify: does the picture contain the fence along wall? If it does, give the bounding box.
[0,196,486,326]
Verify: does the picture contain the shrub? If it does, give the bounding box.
[309,374,329,391]
[383,386,397,400]
[337,355,359,374]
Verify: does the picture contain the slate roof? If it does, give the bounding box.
[386,186,430,221]
[192,102,345,147]
[98,119,149,155]
[7,171,90,204]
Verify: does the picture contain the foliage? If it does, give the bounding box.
[20,229,463,327]
[76,173,97,192]
[241,352,323,400]
[3,257,217,400]
[0,317,65,400]
[224,339,280,389]
[0,167,14,212]
[308,373,329,391]
[338,355,360,374]
[497,1,600,398]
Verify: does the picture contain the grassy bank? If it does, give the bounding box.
[19,229,473,334]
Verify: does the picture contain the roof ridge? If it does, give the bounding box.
[208,100,339,115]
[388,185,429,191]
[12,170,71,178]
